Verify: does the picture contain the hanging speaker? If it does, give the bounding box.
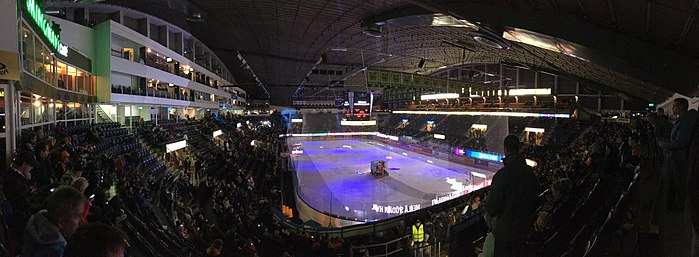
[418,58,426,69]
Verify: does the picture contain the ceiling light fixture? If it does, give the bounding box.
[363,24,383,38]
[468,26,510,49]
[187,12,205,22]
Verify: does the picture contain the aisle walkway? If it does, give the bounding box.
[625,158,694,257]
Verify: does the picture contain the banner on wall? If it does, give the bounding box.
[0,51,20,81]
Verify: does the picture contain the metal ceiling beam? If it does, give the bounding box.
[436,2,699,97]
[679,0,699,42]
[403,0,450,16]
[210,48,319,65]
[576,0,586,17]
[548,0,559,11]
[607,0,617,28]
[645,0,652,35]
[360,5,433,27]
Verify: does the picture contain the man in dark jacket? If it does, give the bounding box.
[33,141,53,191]
[684,105,699,256]
[5,151,39,255]
[486,135,539,257]
[667,98,698,212]
[653,108,673,153]
[21,186,86,257]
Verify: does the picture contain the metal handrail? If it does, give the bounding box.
[349,235,410,257]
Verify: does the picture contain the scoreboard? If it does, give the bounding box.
[343,92,373,121]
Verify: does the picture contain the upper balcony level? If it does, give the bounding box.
[43,2,237,91]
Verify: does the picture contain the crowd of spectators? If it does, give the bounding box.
[1,122,139,256]
[3,101,695,257]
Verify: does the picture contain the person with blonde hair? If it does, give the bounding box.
[71,177,92,223]
[71,177,89,194]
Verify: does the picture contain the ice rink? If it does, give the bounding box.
[290,138,494,221]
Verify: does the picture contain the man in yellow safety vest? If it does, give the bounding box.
[412,219,425,257]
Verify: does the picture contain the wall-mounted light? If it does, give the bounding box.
[166,57,172,62]
[509,88,551,96]
[524,127,545,133]
[420,93,459,100]
[392,110,570,118]
[471,124,488,129]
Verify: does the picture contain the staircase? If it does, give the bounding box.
[96,105,113,123]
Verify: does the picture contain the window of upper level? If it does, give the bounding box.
[21,23,94,95]
[56,61,93,94]
[22,24,55,86]
[111,34,232,90]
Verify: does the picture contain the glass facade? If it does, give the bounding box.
[21,23,94,95]
[19,22,95,129]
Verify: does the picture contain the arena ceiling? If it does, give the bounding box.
[105,0,699,104]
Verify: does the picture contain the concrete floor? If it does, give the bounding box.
[626,159,695,257]
[289,138,494,221]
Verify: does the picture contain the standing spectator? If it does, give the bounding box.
[33,141,53,190]
[653,108,673,154]
[183,157,190,173]
[666,98,698,212]
[63,222,129,257]
[687,109,699,257]
[411,219,425,257]
[22,186,86,257]
[194,157,201,174]
[5,151,40,255]
[486,135,539,257]
[21,132,38,152]
[588,138,605,169]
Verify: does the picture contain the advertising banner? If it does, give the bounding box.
[0,51,20,81]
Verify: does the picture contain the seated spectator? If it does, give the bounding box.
[550,178,572,200]
[60,169,83,186]
[55,150,71,179]
[22,186,86,257]
[205,239,223,256]
[63,222,129,257]
[71,177,89,195]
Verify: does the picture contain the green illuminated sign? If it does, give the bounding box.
[25,0,67,56]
